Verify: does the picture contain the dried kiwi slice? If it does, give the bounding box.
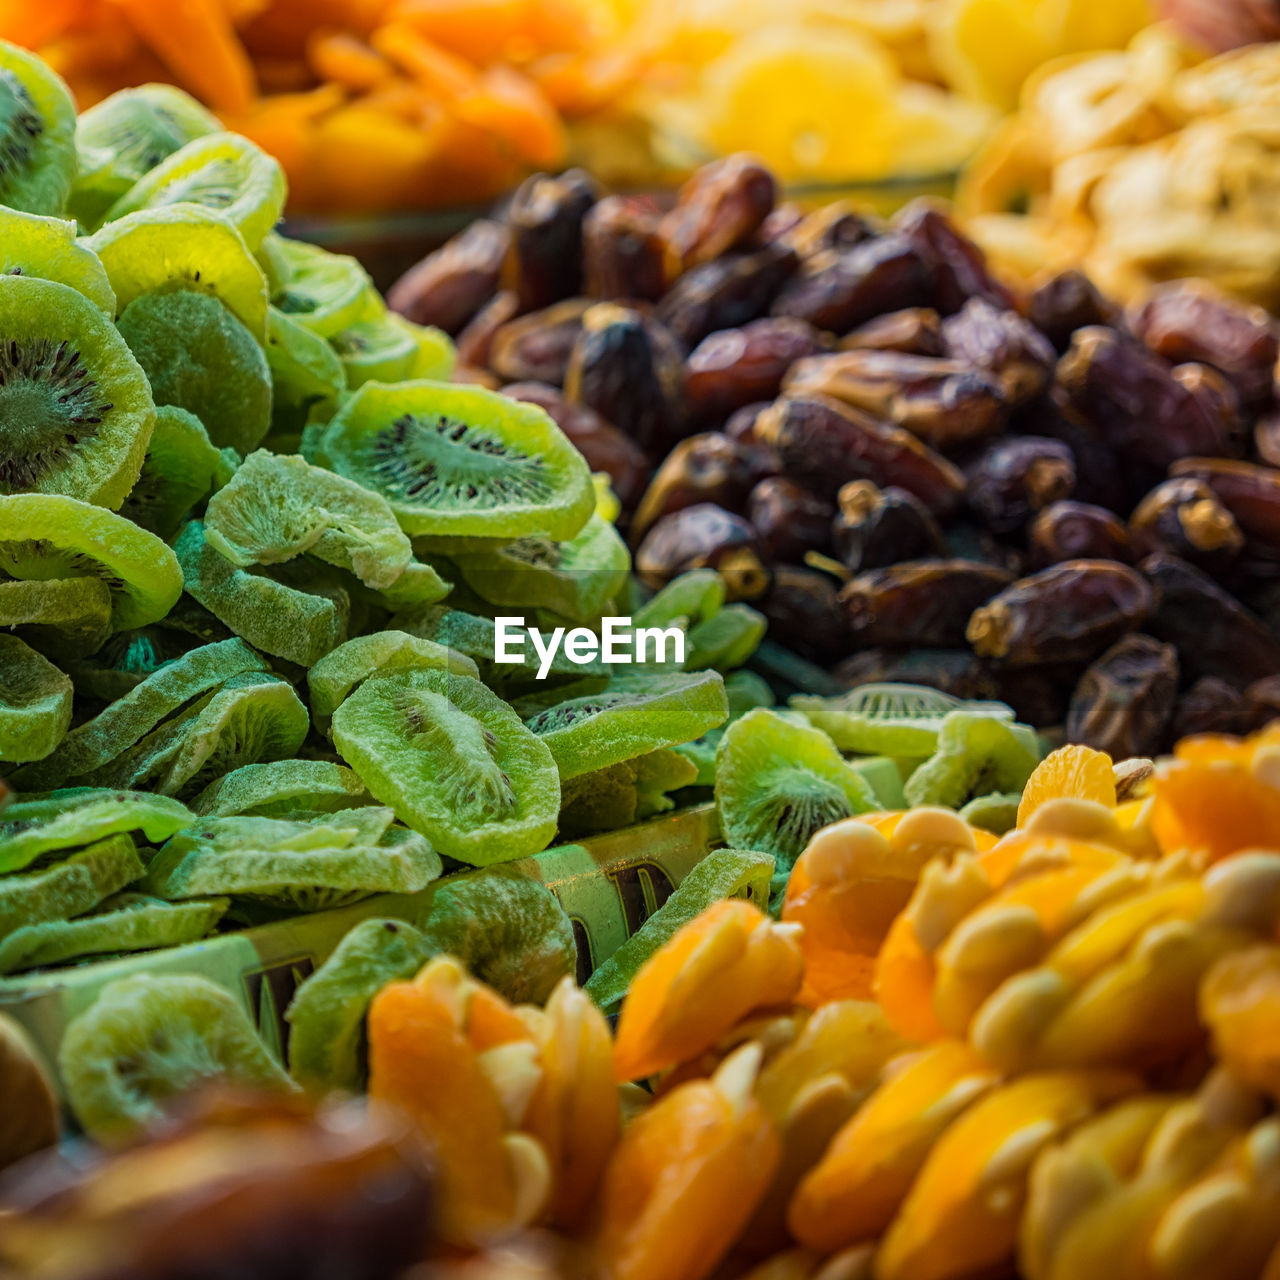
[453,513,630,626]
[176,520,349,667]
[0,788,193,874]
[584,848,774,1008]
[332,311,455,388]
[0,494,182,631]
[902,710,1043,810]
[715,708,879,903]
[286,916,430,1094]
[143,810,443,912]
[0,832,144,938]
[59,973,293,1142]
[0,276,156,510]
[70,83,219,231]
[106,132,286,251]
[307,631,480,734]
[0,893,228,975]
[192,759,371,818]
[331,669,560,865]
[958,791,1023,835]
[119,405,223,540]
[0,634,72,764]
[0,40,76,216]
[525,671,729,781]
[86,205,269,340]
[318,381,594,541]
[557,747,699,835]
[684,604,767,673]
[0,208,115,312]
[0,577,114,661]
[633,570,725,630]
[204,450,412,590]
[116,289,271,455]
[264,306,345,436]
[261,233,376,337]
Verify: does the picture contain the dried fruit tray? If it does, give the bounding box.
[0,803,720,1102]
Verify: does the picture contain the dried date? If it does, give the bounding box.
[785,200,883,257]
[582,194,667,302]
[660,153,776,276]
[686,317,828,422]
[831,480,947,573]
[488,297,590,386]
[386,218,510,334]
[1129,477,1244,577]
[835,647,993,699]
[748,477,834,563]
[454,290,518,369]
[966,436,1076,536]
[942,297,1057,406]
[758,565,848,663]
[1066,634,1179,758]
[841,308,945,357]
[1172,676,1254,740]
[635,503,771,601]
[503,168,598,310]
[1027,270,1121,352]
[657,242,798,348]
[1028,501,1134,567]
[1170,457,1280,577]
[894,200,1014,314]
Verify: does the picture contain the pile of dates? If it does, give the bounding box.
[390,154,1280,757]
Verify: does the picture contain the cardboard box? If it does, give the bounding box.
[0,804,722,1098]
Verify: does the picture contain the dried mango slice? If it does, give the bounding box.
[0,633,71,765]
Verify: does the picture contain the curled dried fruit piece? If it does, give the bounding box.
[0,633,71,764]
[1200,945,1280,1100]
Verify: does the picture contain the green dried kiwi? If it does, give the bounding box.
[508,674,612,720]
[673,670,777,787]
[204,450,412,591]
[0,39,76,216]
[120,405,223,540]
[903,710,1043,810]
[143,809,442,912]
[584,847,774,1008]
[0,207,115,313]
[0,493,182,631]
[453,513,630,626]
[847,755,907,809]
[789,683,1015,758]
[0,577,114,661]
[105,132,286,252]
[86,205,269,340]
[524,671,729,782]
[0,788,193,875]
[633,570,725,630]
[0,276,157,510]
[0,634,72,765]
[558,758,643,835]
[69,83,219,231]
[332,310,456,388]
[192,759,370,818]
[958,791,1023,836]
[319,381,594,542]
[308,631,480,734]
[332,669,560,866]
[418,871,576,1004]
[260,233,377,338]
[683,604,766,673]
[59,973,293,1143]
[176,520,349,667]
[264,306,345,438]
[0,832,144,939]
[12,638,268,791]
[715,708,880,905]
[0,892,228,975]
[352,556,450,612]
[633,747,699,819]
[286,916,430,1094]
[116,289,272,456]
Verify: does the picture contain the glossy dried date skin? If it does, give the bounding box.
[840,308,945,357]
[831,480,947,574]
[942,297,1057,406]
[841,559,1014,649]
[1028,502,1134,568]
[1129,477,1244,576]
[660,153,777,276]
[635,503,771,600]
[1172,675,1255,740]
[723,401,770,444]
[686,318,828,423]
[657,243,798,349]
[454,290,519,370]
[630,432,778,545]
[965,436,1076,536]
[894,200,1014,315]
[1133,281,1280,406]
[1027,269,1121,352]
[748,476,833,564]
[1255,411,1280,468]
[967,560,1153,665]
[785,200,883,258]
[582,195,667,302]
[1066,633,1179,758]
[759,565,848,663]
[488,298,591,387]
[503,168,599,311]
[1170,457,1280,574]
[754,395,965,513]
[386,218,510,334]
[1141,552,1280,687]
[835,646,992,699]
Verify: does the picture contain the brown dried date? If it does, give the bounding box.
[1026,269,1121,353]
[386,218,510,334]
[771,235,930,334]
[840,308,945,357]
[835,647,993,699]
[1021,395,1129,514]
[1132,281,1280,407]
[1066,633,1179,758]
[841,559,1014,649]
[488,297,590,386]
[1172,676,1255,740]
[965,436,1076,535]
[1169,457,1280,575]
[758,203,806,244]
[630,432,778,544]
[784,349,1008,450]
[656,241,798,348]
[660,153,777,276]
[1141,552,1280,687]
[1245,676,1280,732]
[945,520,1025,576]
[503,168,598,311]
[784,200,883,257]
[1028,501,1134,568]
[453,290,519,370]
[754,394,965,513]
[984,662,1082,727]
[942,297,1057,406]
[723,401,770,443]
[1255,410,1280,468]
[635,503,771,601]
[582,194,667,302]
[894,200,1015,315]
[831,480,947,573]
[967,560,1153,665]
[758,565,848,663]
[1129,477,1244,576]
[563,303,686,459]
[748,477,834,563]
[686,317,828,422]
